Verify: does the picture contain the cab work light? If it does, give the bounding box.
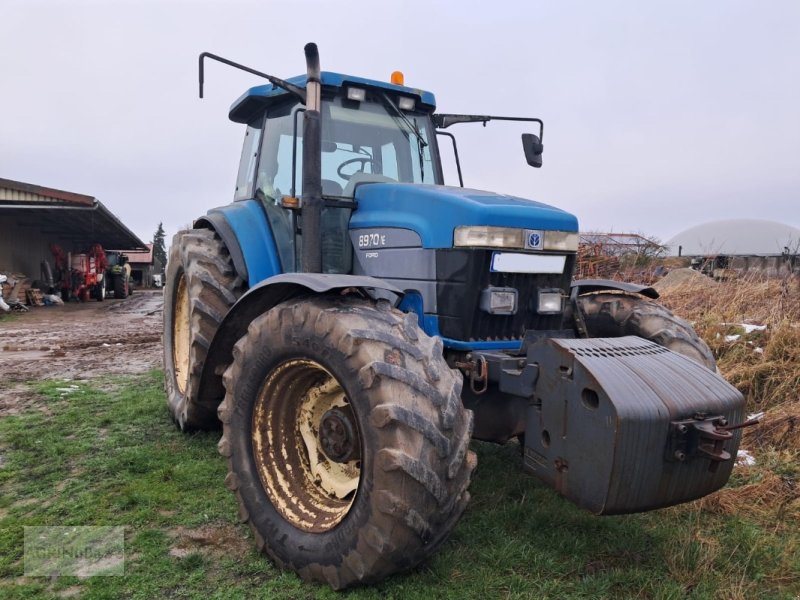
[347,87,366,102]
[398,96,415,111]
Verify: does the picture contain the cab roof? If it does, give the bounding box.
[229,71,437,124]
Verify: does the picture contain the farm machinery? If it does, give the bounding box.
[104,251,132,298]
[50,243,107,302]
[164,44,747,588]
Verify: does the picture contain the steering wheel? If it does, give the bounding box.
[337,157,373,180]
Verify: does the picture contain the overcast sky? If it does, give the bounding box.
[1,0,798,247]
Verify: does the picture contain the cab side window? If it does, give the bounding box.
[257,105,300,201]
[234,122,262,201]
[256,104,300,272]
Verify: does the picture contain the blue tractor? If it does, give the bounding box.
[164,44,746,588]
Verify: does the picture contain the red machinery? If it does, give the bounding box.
[50,243,108,302]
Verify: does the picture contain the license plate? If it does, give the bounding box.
[491,252,566,274]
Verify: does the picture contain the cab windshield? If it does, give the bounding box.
[256,92,440,201]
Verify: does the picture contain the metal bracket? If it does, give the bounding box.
[666,414,736,472]
[455,354,488,395]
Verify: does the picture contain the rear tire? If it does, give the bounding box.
[577,292,716,370]
[218,296,475,589]
[164,229,245,430]
[114,274,128,299]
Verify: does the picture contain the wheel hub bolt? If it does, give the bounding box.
[319,407,359,463]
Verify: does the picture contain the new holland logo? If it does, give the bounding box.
[525,230,543,250]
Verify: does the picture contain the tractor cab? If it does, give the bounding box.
[224,66,563,349]
[229,72,442,274]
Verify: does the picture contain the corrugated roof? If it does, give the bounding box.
[0,177,146,250]
[0,177,94,206]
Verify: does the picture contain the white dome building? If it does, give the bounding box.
[666,219,800,257]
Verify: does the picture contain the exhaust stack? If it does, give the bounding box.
[300,43,323,273]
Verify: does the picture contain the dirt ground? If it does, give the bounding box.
[0,290,163,415]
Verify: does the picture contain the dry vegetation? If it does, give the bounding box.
[655,269,800,523]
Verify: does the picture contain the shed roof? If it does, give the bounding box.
[124,244,154,264]
[0,177,146,251]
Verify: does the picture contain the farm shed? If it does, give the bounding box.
[0,177,146,278]
[121,243,163,288]
[666,219,800,276]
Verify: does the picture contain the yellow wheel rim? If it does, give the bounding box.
[252,359,360,532]
[172,273,191,395]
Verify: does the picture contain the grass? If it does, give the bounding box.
[0,311,19,323]
[1,370,798,599]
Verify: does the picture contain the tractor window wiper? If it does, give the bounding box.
[380,92,427,182]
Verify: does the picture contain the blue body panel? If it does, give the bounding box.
[426,315,522,351]
[230,71,436,122]
[350,183,579,249]
[207,200,282,284]
[209,185,577,350]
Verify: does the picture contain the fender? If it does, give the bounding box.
[194,273,404,413]
[571,278,659,300]
[194,199,282,285]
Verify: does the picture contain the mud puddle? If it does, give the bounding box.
[0,291,164,413]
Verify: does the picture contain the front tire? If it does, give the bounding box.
[577,292,716,370]
[218,296,476,589]
[163,229,244,430]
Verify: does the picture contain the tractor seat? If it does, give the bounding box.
[321,179,343,196]
[342,172,396,198]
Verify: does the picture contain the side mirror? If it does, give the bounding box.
[521,133,543,168]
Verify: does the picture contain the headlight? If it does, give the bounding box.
[480,287,518,315]
[454,226,578,251]
[537,290,563,314]
[454,226,524,249]
[544,231,579,252]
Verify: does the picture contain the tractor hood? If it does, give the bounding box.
[349,183,579,249]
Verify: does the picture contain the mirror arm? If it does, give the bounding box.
[433,114,544,141]
[199,52,307,103]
